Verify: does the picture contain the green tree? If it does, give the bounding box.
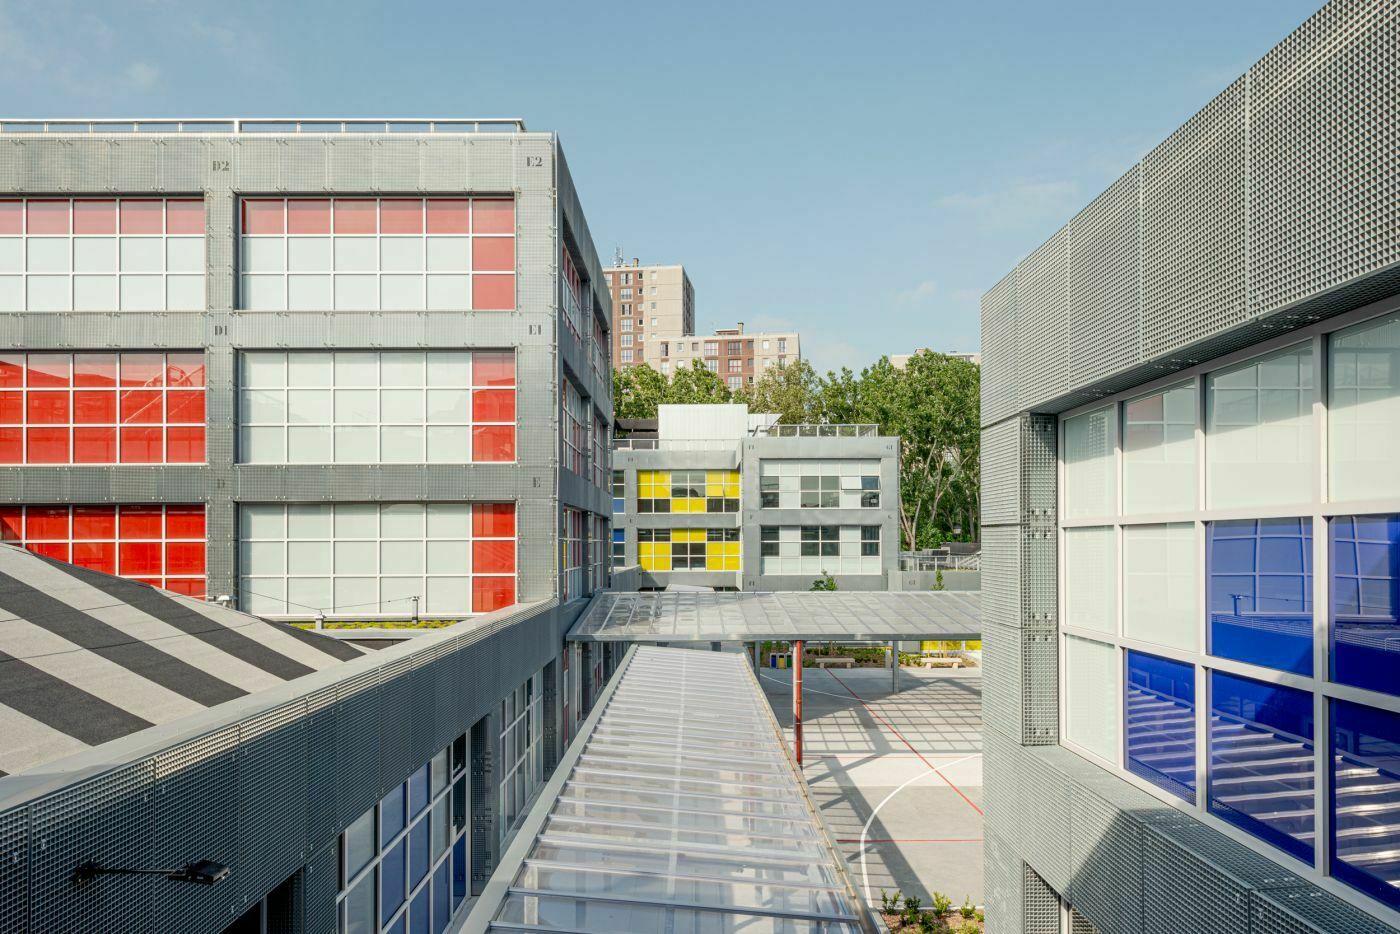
[892,351,980,550]
[744,359,821,424]
[664,360,732,405]
[612,364,667,420]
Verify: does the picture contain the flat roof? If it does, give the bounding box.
[464,645,873,933]
[568,590,980,643]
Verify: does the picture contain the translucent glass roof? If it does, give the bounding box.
[569,591,980,643]
[468,645,873,933]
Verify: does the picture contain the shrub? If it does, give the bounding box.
[957,924,981,934]
[959,896,976,919]
[901,895,923,925]
[810,571,837,591]
[880,889,902,914]
[975,909,985,923]
[930,891,953,919]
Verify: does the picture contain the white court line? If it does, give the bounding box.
[854,752,982,906]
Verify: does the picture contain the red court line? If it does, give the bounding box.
[822,669,984,817]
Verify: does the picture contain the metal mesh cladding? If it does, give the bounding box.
[0,807,26,934]
[1140,75,1248,359]
[1068,783,1144,934]
[1069,909,1101,934]
[1248,0,1400,318]
[981,269,1019,425]
[1068,166,1143,386]
[1251,886,1400,934]
[984,832,1025,934]
[1024,866,1063,934]
[1016,228,1070,409]
[981,420,1022,526]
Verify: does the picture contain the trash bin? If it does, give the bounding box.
[768,653,779,668]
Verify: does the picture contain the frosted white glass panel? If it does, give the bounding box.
[381,275,424,310]
[426,274,469,310]
[334,426,377,462]
[166,238,204,273]
[241,427,284,464]
[1064,526,1115,634]
[1122,383,1197,514]
[334,274,377,310]
[426,505,471,537]
[28,276,69,311]
[427,427,469,462]
[1206,345,1313,509]
[73,276,117,310]
[1063,406,1117,519]
[287,352,333,386]
[72,238,116,272]
[0,239,21,272]
[1122,523,1198,651]
[1064,635,1119,763]
[239,504,285,538]
[287,274,332,310]
[241,275,285,310]
[120,275,163,310]
[242,238,285,272]
[427,578,470,614]
[0,277,20,311]
[287,237,331,271]
[1330,311,1400,502]
[380,238,423,272]
[27,239,70,273]
[167,275,203,309]
[288,425,331,462]
[119,238,163,272]
[334,238,377,272]
[426,238,470,271]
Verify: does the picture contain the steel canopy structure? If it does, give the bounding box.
[568,590,981,644]
[463,645,875,933]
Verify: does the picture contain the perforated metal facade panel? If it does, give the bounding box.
[1016,230,1069,409]
[981,270,1018,423]
[1068,166,1142,385]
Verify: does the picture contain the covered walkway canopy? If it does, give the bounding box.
[568,590,981,644]
[463,645,876,933]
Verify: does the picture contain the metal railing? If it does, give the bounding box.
[758,424,880,438]
[612,438,741,452]
[899,553,981,572]
[0,118,526,135]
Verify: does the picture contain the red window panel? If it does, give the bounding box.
[119,542,163,576]
[166,426,204,463]
[472,199,514,235]
[26,393,67,425]
[472,425,515,462]
[0,428,19,463]
[0,202,20,235]
[242,199,285,235]
[164,578,205,596]
[119,427,162,463]
[473,539,515,575]
[72,506,117,540]
[471,274,515,311]
[472,503,516,538]
[380,199,423,234]
[26,200,69,235]
[165,200,205,235]
[426,199,470,234]
[473,352,515,387]
[118,505,163,540]
[0,356,21,388]
[165,505,205,538]
[472,576,515,613]
[165,541,205,576]
[30,542,70,562]
[74,354,118,388]
[0,508,19,541]
[27,354,70,388]
[26,428,68,463]
[0,392,22,423]
[165,353,205,388]
[73,199,117,235]
[119,200,164,235]
[472,389,515,424]
[120,390,163,424]
[333,199,377,234]
[73,391,116,423]
[25,507,70,540]
[472,237,514,273]
[72,541,116,575]
[73,428,116,463]
[164,390,202,423]
[121,353,164,388]
[287,199,331,234]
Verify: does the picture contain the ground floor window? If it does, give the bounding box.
[499,671,544,844]
[758,525,881,575]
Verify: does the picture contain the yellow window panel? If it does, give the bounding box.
[725,556,740,570]
[706,553,724,571]
[684,528,706,542]
[684,498,703,514]
[725,543,741,557]
[724,483,740,497]
[705,484,723,498]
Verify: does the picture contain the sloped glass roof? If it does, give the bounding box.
[467,645,872,933]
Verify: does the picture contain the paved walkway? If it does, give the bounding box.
[756,663,984,909]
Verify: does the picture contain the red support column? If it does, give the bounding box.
[793,639,804,766]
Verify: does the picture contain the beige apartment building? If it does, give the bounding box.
[606,258,695,367]
[655,324,801,390]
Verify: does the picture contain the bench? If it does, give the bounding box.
[810,657,856,669]
[919,656,964,669]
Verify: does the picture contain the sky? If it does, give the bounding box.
[0,0,1324,373]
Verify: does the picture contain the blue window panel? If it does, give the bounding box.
[431,860,451,934]
[1331,515,1400,698]
[408,763,429,817]
[1332,699,1400,910]
[1208,671,1315,864]
[451,836,467,910]
[612,529,624,543]
[409,819,430,887]
[409,886,429,934]
[385,916,405,934]
[1208,518,1313,675]
[613,498,625,514]
[381,838,406,925]
[1125,651,1197,804]
[381,784,406,844]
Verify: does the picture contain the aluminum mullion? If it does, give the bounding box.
[554,793,814,827]
[535,828,822,866]
[545,813,819,847]
[521,854,840,893]
[560,777,807,811]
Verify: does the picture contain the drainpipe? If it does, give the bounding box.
[793,640,804,766]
